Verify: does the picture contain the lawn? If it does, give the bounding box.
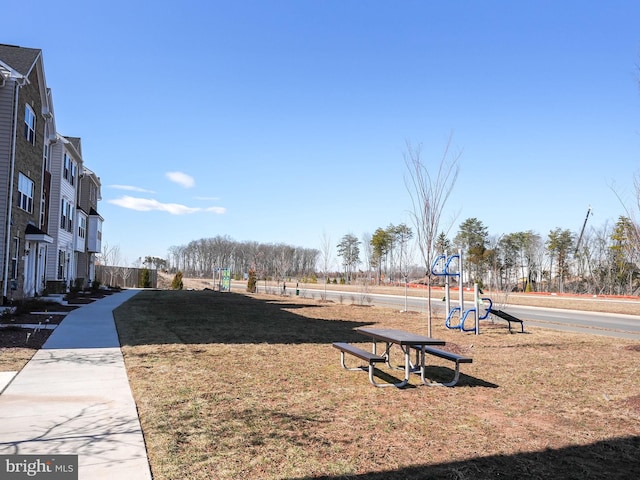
[113,290,640,479]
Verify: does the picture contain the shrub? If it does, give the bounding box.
[171,271,184,290]
[71,278,84,293]
[12,298,47,315]
[140,268,151,288]
[246,268,257,293]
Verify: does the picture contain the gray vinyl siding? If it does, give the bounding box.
[0,78,18,274]
[44,140,63,281]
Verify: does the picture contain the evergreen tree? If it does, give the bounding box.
[140,268,151,288]
[171,271,184,290]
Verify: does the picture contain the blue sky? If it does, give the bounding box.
[4,1,640,265]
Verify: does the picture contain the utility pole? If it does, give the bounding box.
[574,206,592,255]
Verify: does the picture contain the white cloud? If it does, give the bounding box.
[204,206,227,214]
[109,184,155,193]
[166,171,195,188]
[108,195,225,215]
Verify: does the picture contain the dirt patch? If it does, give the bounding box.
[623,395,640,413]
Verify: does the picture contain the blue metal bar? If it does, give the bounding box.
[460,308,478,333]
[444,254,460,276]
[445,306,462,330]
[431,254,447,276]
[479,297,492,320]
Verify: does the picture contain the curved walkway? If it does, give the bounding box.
[0,289,152,480]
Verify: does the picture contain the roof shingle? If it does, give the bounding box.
[0,43,41,76]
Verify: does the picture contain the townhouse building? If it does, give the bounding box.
[0,44,54,302]
[76,166,103,287]
[44,135,103,292]
[0,43,103,302]
[45,134,80,291]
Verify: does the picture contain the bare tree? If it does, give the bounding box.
[273,243,294,293]
[404,135,461,336]
[319,232,333,300]
[394,223,413,287]
[119,259,133,287]
[399,233,416,312]
[100,243,122,286]
[361,232,373,283]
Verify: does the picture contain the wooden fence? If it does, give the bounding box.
[95,266,158,288]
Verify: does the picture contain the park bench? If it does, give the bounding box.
[333,342,386,386]
[412,345,473,387]
[490,309,525,333]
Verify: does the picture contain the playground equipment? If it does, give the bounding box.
[431,250,492,335]
[488,308,525,333]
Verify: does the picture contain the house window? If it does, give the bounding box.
[57,250,65,280]
[67,202,73,232]
[78,218,85,239]
[78,216,86,239]
[67,203,73,232]
[24,105,36,144]
[11,237,19,280]
[43,141,50,171]
[40,193,46,229]
[63,154,73,183]
[61,199,68,230]
[63,154,77,185]
[61,199,73,232]
[18,173,34,213]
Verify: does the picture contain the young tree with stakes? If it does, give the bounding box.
[404,136,460,336]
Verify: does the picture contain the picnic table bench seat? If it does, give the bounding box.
[332,342,389,387]
[411,345,473,387]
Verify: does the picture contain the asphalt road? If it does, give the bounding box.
[266,285,640,341]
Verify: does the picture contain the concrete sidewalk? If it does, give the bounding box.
[0,289,152,479]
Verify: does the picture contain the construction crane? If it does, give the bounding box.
[574,206,592,255]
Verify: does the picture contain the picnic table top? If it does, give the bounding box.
[355,327,446,346]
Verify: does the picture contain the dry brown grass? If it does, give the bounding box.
[0,341,46,371]
[113,290,640,479]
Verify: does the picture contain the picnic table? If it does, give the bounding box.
[333,328,444,387]
[357,327,447,387]
[333,327,473,387]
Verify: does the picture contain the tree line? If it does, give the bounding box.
[165,236,319,281]
[332,213,639,296]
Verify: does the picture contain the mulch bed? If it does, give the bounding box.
[1,312,69,325]
[0,326,54,349]
[0,303,81,349]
